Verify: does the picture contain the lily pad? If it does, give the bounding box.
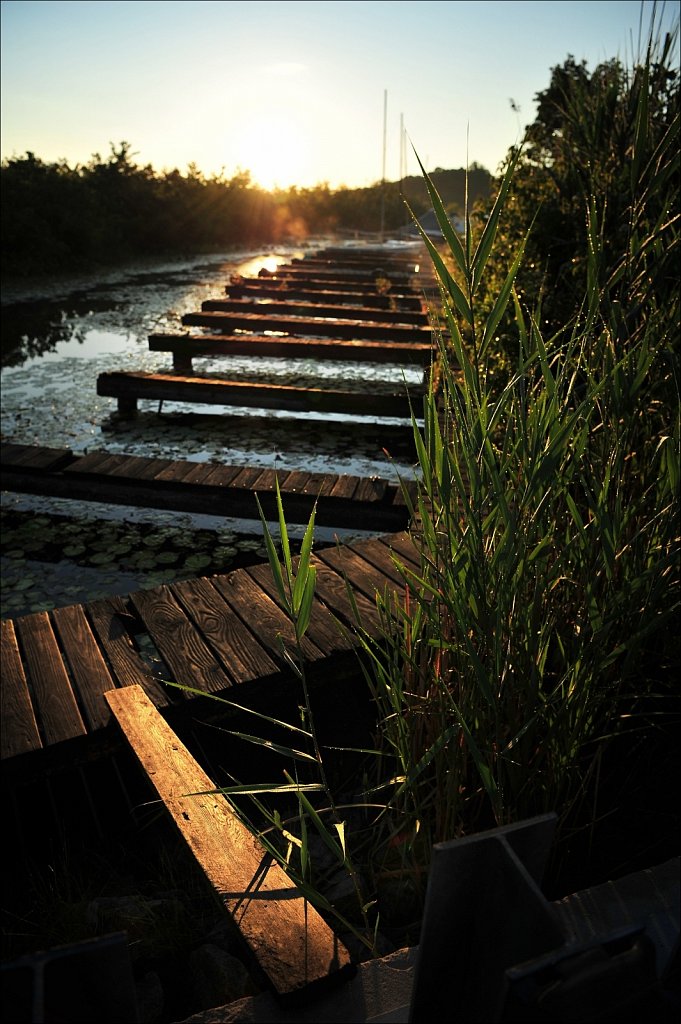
[183,554,212,571]
[88,551,118,565]
[154,551,179,565]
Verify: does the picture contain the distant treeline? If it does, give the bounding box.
[0,143,491,276]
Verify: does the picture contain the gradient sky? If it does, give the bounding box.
[1,1,678,189]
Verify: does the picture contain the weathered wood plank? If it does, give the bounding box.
[183,310,431,344]
[129,587,233,696]
[87,596,171,708]
[315,545,399,606]
[97,372,419,419]
[377,531,423,569]
[347,538,413,587]
[0,443,75,472]
[329,475,360,500]
[150,333,434,369]
[352,477,388,503]
[258,267,416,285]
[51,605,118,731]
[191,463,243,488]
[211,570,324,665]
[200,299,428,326]
[170,577,281,686]
[245,563,350,657]
[106,455,170,480]
[15,612,87,745]
[225,282,425,309]
[306,557,383,636]
[105,685,353,1001]
[0,619,43,758]
[63,452,130,476]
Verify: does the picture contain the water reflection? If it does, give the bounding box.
[1,249,302,369]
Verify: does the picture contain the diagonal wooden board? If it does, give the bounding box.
[104,685,354,1004]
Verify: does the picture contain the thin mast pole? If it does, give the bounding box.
[380,89,387,242]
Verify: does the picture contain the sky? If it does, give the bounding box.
[1,1,678,190]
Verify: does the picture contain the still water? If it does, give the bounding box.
[1,245,422,617]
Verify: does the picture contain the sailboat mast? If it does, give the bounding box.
[380,89,387,241]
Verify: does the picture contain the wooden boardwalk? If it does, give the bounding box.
[1,529,421,767]
[1,246,433,997]
[1,442,417,529]
[96,244,433,418]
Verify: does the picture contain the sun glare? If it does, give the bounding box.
[234,115,311,191]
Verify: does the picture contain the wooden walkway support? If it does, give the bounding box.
[96,371,423,418]
[198,298,429,326]
[1,530,422,766]
[105,685,354,1004]
[148,332,434,373]
[95,245,434,417]
[226,282,426,310]
[1,443,417,529]
[183,309,432,344]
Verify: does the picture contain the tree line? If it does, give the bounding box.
[0,143,491,276]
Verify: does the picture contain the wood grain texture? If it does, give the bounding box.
[130,587,232,695]
[51,605,118,731]
[15,612,87,745]
[170,577,280,685]
[105,685,353,1001]
[1,619,42,758]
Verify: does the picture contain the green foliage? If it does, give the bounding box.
[354,20,680,894]
[474,29,679,364]
[0,142,491,276]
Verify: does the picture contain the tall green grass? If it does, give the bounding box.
[171,22,679,946]
[353,20,679,894]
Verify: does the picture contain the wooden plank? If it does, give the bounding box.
[229,466,267,490]
[232,275,421,294]
[63,452,129,476]
[258,267,416,285]
[377,531,423,569]
[225,284,425,310]
[352,477,388,503]
[105,455,171,480]
[97,372,419,419]
[87,596,171,708]
[149,333,434,367]
[196,463,247,488]
[211,570,324,665]
[0,443,75,471]
[347,538,413,587]
[306,556,383,636]
[329,476,361,500]
[182,310,431,343]
[151,458,204,483]
[315,546,399,606]
[105,685,353,1001]
[297,472,337,498]
[1,619,43,758]
[129,586,233,695]
[15,612,87,746]
[201,299,428,326]
[279,470,311,494]
[178,461,223,485]
[170,577,280,685]
[245,563,351,657]
[51,605,118,732]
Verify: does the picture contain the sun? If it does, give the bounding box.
[235,115,311,191]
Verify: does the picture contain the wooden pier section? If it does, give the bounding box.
[1,442,417,529]
[1,529,421,767]
[96,244,434,418]
[2,245,431,997]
